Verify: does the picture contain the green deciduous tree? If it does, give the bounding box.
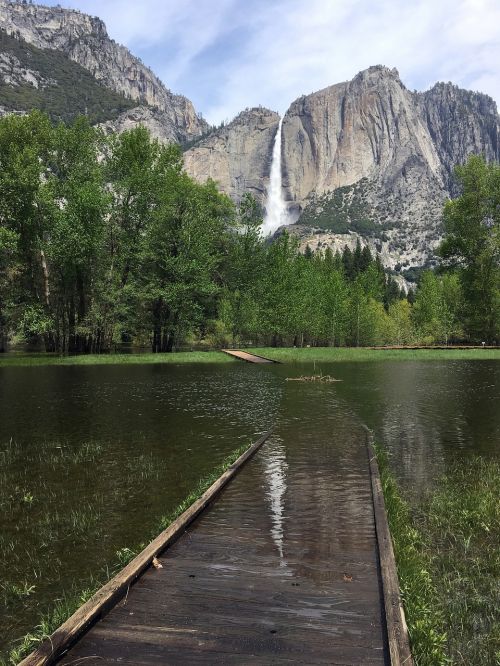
[217,194,265,344]
[0,111,55,347]
[440,155,500,342]
[136,171,233,352]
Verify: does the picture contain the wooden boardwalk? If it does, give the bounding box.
[222,349,277,364]
[22,393,410,665]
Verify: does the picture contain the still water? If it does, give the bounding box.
[0,359,499,657]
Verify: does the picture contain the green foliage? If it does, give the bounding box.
[0,113,495,352]
[376,445,448,665]
[0,30,135,124]
[422,458,500,665]
[412,271,464,344]
[439,155,500,342]
[386,300,414,345]
[137,171,233,351]
[378,449,500,666]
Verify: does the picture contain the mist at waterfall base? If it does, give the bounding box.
[262,117,290,236]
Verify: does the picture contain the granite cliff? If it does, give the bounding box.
[186,66,499,271]
[184,107,280,204]
[0,0,207,142]
[0,2,498,272]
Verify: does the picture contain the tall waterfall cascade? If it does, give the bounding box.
[262,116,288,236]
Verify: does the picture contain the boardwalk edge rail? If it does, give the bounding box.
[19,429,274,666]
[365,429,413,666]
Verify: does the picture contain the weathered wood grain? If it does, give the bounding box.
[57,413,390,665]
[366,430,413,666]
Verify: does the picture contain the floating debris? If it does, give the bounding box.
[152,557,163,570]
[285,375,342,383]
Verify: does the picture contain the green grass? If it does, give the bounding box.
[4,443,250,665]
[251,347,500,363]
[0,351,235,367]
[1,347,498,368]
[377,448,500,665]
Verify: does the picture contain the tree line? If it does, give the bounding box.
[0,112,498,353]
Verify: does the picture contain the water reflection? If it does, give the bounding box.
[273,360,500,496]
[0,358,498,657]
[0,362,282,658]
[260,436,288,565]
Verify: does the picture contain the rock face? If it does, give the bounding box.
[100,106,202,146]
[0,2,498,271]
[0,0,208,143]
[0,49,53,88]
[183,66,499,270]
[279,66,499,270]
[184,107,280,204]
[282,67,442,208]
[417,81,500,191]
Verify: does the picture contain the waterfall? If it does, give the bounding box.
[262,116,288,235]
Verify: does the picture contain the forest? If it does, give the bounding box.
[0,111,498,353]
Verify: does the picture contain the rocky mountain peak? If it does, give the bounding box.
[351,64,401,85]
[0,0,208,142]
[185,65,499,273]
[0,0,107,48]
[425,80,498,112]
[230,106,279,128]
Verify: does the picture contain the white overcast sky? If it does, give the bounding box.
[45,0,500,125]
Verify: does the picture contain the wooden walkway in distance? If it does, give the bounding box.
[222,349,278,364]
[22,402,411,665]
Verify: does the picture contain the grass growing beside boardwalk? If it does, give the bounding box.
[4,443,249,665]
[1,347,498,368]
[377,448,500,666]
[252,346,500,363]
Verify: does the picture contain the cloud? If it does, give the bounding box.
[202,0,500,123]
[45,0,500,124]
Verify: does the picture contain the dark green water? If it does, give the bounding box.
[0,360,499,658]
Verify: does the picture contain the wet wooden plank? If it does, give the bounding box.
[61,625,386,665]
[57,415,391,666]
[221,349,278,363]
[366,431,413,666]
[22,392,410,666]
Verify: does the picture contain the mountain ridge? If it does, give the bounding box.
[183,64,498,270]
[0,2,499,273]
[0,0,208,143]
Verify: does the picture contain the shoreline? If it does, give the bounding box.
[0,346,499,367]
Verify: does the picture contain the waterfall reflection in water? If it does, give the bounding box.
[260,436,289,566]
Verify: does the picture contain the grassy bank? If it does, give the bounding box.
[1,347,498,368]
[252,346,500,363]
[0,351,235,367]
[3,443,249,665]
[377,448,500,665]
